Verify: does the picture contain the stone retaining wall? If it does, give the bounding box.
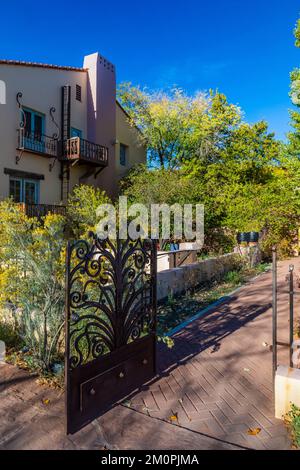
[157,253,241,301]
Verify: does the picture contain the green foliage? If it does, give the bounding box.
[294,18,300,48]
[223,270,242,285]
[0,310,21,350]
[118,84,241,169]
[0,186,113,371]
[222,155,300,258]
[255,262,271,273]
[157,261,263,335]
[286,403,300,448]
[119,82,294,257]
[66,184,111,238]
[0,200,66,370]
[121,164,235,253]
[288,17,300,157]
[157,335,174,349]
[121,164,196,205]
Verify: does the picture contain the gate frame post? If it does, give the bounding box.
[289,264,294,368]
[64,235,158,434]
[64,241,71,435]
[151,239,158,375]
[272,246,277,385]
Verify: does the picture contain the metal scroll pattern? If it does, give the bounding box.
[67,233,156,369]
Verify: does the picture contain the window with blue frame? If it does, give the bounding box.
[120,143,127,166]
[71,127,82,138]
[9,177,39,204]
[22,107,45,153]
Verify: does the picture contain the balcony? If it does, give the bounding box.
[62,137,108,166]
[21,203,66,219]
[17,129,108,167]
[17,128,59,158]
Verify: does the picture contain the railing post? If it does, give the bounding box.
[289,264,294,368]
[65,240,71,435]
[18,127,24,149]
[272,246,277,384]
[152,239,158,375]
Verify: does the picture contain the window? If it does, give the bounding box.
[21,108,45,153]
[76,84,82,102]
[24,109,32,136]
[22,108,45,139]
[71,127,82,138]
[24,180,38,204]
[9,178,22,203]
[120,143,127,166]
[9,177,39,204]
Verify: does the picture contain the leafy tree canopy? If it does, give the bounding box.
[117,83,241,169]
[288,17,300,156]
[118,79,298,258]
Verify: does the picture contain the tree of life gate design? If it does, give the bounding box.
[65,232,157,434]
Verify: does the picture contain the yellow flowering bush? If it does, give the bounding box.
[0,200,66,370]
[0,185,111,371]
[66,184,111,238]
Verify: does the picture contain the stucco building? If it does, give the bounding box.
[0,52,145,212]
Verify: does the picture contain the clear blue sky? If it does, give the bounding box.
[1,0,300,140]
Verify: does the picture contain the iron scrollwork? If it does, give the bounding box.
[16,92,26,164]
[49,107,60,171]
[66,233,156,369]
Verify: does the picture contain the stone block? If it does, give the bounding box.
[0,340,5,362]
[275,365,300,419]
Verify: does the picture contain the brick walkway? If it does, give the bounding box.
[121,258,295,450]
[0,258,296,449]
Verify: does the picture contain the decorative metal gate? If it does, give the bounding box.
[272,247,297,380]
[65,232,157,434]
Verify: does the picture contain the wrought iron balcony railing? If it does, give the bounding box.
[21,203,66,219]
[62,137,108,166]
[17,128,59,157]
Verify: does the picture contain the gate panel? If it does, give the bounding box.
[65,233,157,434]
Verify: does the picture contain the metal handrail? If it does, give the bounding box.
[22,203,66,218]
[17,128,58,157]
[64,136,108,165]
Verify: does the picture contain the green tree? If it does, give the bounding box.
[119,74,300,259]
[184,120,279,180]
[66,184,111,238]
[117,83,240,169]
[121,118,289,256]
[120,164,196,205]
[288,17,300,156]
[0,201,66,370]
[0,185,113,370]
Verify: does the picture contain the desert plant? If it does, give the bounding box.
[286,403,300,448]
[223,270,242,285]
[0,200,66,370]
[0,310,21,350]
[66,184,111,238]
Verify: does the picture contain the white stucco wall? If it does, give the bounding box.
[0,64,87,203]
[0,58,146,204]
[115,103,146,181]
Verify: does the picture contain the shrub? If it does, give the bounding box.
[286,403,300,448]
[66,184,111,238]
[223,270,242,285]
[0,200,66,370]
[0,307,21,349]
[0,185,112,371]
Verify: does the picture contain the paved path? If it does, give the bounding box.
[0,258,296,450]
[123,260,296,450]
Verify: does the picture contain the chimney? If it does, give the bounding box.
[83,53,117,196]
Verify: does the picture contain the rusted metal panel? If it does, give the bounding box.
[65,234,157,434]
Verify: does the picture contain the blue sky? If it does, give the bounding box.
[1,0,300,140]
